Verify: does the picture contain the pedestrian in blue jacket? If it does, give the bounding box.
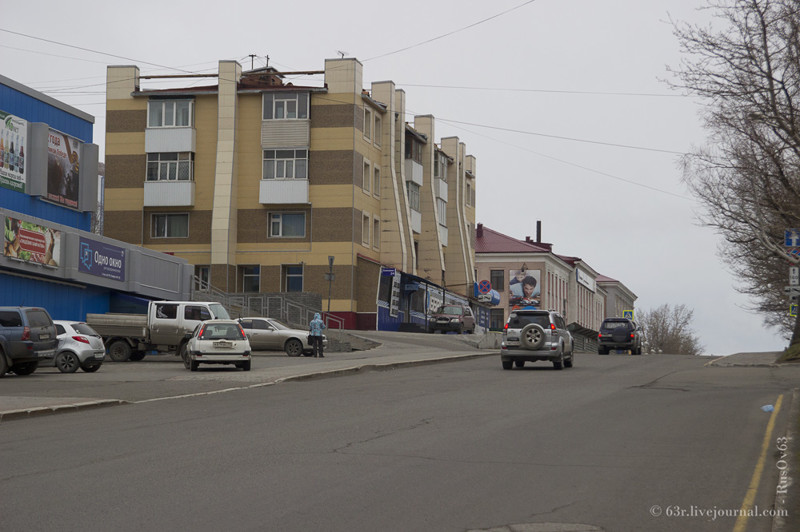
[309,312,326,358]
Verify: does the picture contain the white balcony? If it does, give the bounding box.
[438,224,448,246]
[259,178,309,204]
[145,127,195,153]
[410,209,421,234]
[404,159,424,186]
[143,180,195,207]
[436,177,448,202]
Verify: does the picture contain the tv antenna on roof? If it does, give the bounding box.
[336,50,348,58]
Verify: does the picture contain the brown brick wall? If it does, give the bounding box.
[309,150,358,186]
[104,210,143,244]
[356,257,380,313]
[312,103,358,129]
[141,209,211,246]
[312,207,355,243]
[304,264,352,300]
[106,110,147,133]
[105,154,146,188]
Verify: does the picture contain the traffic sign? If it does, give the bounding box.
[791,266,799,286]
[786,229,800,247]
[622,310,634,320]
[478,280,492,294]
[792,304,798,317]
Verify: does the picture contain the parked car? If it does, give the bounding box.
[500,309,574,370]
[238,317,326,357]
[598,318,643,355]
[0,306,58,377]
[429,304,476,334]
[182,320,252,371]
[42,321,105,373]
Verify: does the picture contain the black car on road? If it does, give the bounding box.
[598,317,642,355]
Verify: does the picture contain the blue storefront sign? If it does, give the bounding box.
[79,237,125,281]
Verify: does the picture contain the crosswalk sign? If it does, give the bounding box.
[791,304,798,317]
[623,310,634,320]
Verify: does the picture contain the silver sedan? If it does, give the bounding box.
[238,317,326,357]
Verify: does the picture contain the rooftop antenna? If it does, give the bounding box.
[336,50,348,58]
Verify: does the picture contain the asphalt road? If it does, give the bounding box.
[0,346,798,532]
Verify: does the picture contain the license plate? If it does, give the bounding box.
[40,334,50,340]
[213,340,233,348]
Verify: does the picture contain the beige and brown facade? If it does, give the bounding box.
[104,58,477,329]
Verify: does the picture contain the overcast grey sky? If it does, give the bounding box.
[3,0,785,354]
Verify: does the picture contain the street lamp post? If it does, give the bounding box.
[325,255,335,317]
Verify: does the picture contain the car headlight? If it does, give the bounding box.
[450,318,459,323]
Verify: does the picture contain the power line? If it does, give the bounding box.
[363,0,537,62]
[397,82,684,98]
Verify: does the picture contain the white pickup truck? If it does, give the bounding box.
[86,300,230,361]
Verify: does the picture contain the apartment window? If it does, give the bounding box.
[147,152,194,181]
[405,139,423,163]
[263,149,307,179]
[284,265,303,292]
[406,182,420,211]
[362,213,370,246]
[373,217,380,250]
[262,93,309,119]
[151,213,189,238]
[148,99,193,128]
[373,167,380,198]
[374,115,382,146]
[269,213,306,238]
[434,152,448,182]
[437,198,447,224]
[490,309,506,331]
[241,265,260,292]
[364,108,372,140]
[490,270,504,292]
[362,160,371,193]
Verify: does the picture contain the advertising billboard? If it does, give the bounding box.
[79,237,126,281]
[3,217,60,266]
[47,128,81,209]
[509,268,541,308]
[0,110,28,193]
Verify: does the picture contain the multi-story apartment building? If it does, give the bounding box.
[104,58,478,330]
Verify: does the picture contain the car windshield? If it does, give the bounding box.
[436,306,462,315]
[508,313,550,328]
[603,321,631,330]
[209,304,230,319]
[199,323,244,340]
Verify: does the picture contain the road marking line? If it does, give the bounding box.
[733,394,783,532]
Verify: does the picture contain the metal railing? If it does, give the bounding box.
[191,277,344,332]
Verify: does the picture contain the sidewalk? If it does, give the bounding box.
[704,351,784,367]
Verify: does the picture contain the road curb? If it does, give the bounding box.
[0,399,128,422]
[772,388,800,532]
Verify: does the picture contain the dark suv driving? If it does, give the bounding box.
[500,309,574,370]
[598,318,642,355]
[429,304,476,334]
[0,306,58,377]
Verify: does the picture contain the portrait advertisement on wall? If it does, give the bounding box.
[0,110,28,193]
[46,128,81,209]
[509,268,541,308]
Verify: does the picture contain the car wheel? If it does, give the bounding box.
[514,360,525,368]
[129,352,146,361]
[553,349,564,370]
[502,360,513,370]
[10,361,37,376]
[565,354,574,368]
[190,359,199,372]
[598,347,608,355]
[108,340,132,362]
[181,344,191,370]
[81,364,101,373]
[0,349,8,378]
[285,339,303,357]
[520,323,546,350]
[241,360,251,371]
[55,351,80,373]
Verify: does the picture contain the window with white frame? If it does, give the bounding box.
[262,93,309,119]
[373,166,380,197]
[406,182,420,211]
[151,213,189,238]
[362,160,371,193]
[373,217,380,249]
[362,213,370,246]
[148,99,193,128]
[147,152,194,181]
[434,152,448,182]
[269,213,306,238]
[263,149,308,179]
[437,198,447,224]
[363,108,372,140]
[374,115,381,146]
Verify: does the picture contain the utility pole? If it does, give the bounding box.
[248,54,256,70]
[325,256,335,316]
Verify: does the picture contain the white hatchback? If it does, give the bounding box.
[183,320,252,371]
[49,320,106,373]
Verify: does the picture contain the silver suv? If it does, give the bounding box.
[500,309,574,370]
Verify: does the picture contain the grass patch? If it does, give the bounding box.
[778,342,800,362]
